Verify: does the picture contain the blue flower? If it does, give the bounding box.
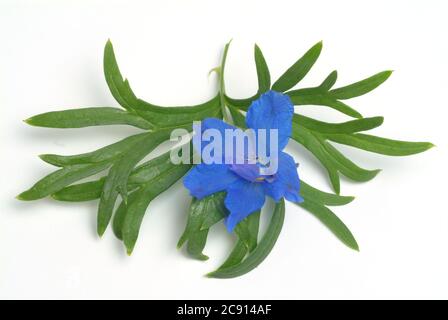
[183,91,304,231]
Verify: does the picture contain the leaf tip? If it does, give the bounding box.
[16,193,26,201]
[16,191,33,201]
[176,238,185,249]
[38,154,50,162]
[23,118,35,126]
[205,271,217,278]
[97,225,106,238]
[346,196,356,204]
[195,254,209,261]
[50,194,59,201]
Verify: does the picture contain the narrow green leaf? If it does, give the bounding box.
[40,132,150,167]
[187,230,210,261]
[294,114,384,134]
[122,163,191,254]
[207,200,285,279]
[113,152,191,241]
[17,162,110,201]
[217,241,248,269]
[319,70,338,90]
[52,179,140,202]
[104,40,138,112]
[300,180,354,206]
[254,44,271,92]
[298,199,359,251]
[131,96,222,129]
[288,92,362,118]
[177,198,207,254]
[127,152,176,185]
[291,125,341,193]
[112,190,139,240]
[178,192,227,259]
[235,211,261,252]
[104,40,222,129]
[223,44,271,110]
[199,192,227,230]
[326,133,434,156]
[272,41,323,92]
[330,71,393,100]
[228,106,247,129]
[25,107,151,130]
[97,130,171,236]
[51,152,179,202]
[320,139,381,182]
[52,178,105,202]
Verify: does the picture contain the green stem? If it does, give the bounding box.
[218,40,232,124]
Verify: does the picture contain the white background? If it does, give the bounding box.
[1,0,447,299]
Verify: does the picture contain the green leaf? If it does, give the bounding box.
[291,124,341,193]
[223,44,271,111]
[320,139,381,182]
[52,178,106,202]
[212,211,261,270]
[187,230,210,261]
[330,71,393,100]
[298,199,359,251]
[97,130,171,236]
[326,133,434,156]
[272,41,322,92]
[254,44,271,92]
[319,70,338,90]
[104,40,222,129]
[122,163,191,254]
[17,162,111,201]
[25,107,151,130]
[216,241,248,269]
[199,192,227,230]
[112,190,139,240]
[130,96,222,129]
[177,198,210,260]
[235,211,260,252]
[228,106,247,129]
[113,151,191,240]
[294,114,383,134]
[207,200,285,279]
[288,91,362,118]
[51,152,179,202]
[300,180,354,206]
[178,192,227,260]
[104,40,139,113]
[40,132,151,167]
[292,123,381,190]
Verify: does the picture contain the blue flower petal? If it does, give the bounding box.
[183,163,238,199]
[229,163,262,182]
[263,151,303,203]
[246,91,294,152]
[193,118,253,164]
[224,180,266,232]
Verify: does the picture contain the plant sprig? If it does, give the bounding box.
[19,40,433,278]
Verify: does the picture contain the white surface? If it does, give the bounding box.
[1,0,447,299]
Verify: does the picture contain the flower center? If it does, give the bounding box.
[229,162,275,183]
